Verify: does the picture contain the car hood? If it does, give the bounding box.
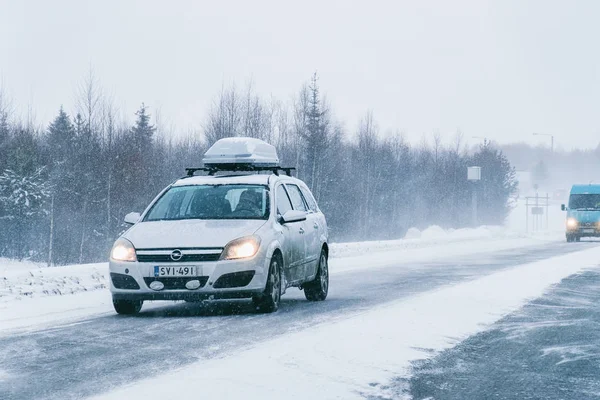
[123,219,267,249]
[568,210,600,224]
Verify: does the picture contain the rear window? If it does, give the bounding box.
[299,186,319,212]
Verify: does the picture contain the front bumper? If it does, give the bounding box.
[109,254,270,301]
[567,226,600,237]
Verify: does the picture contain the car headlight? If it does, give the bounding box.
[566,218,578,229]
[111,238,137,262]
[220,236,261,260]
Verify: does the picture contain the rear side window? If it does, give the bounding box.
[299,186,318,212]
[285,184,307,212]
[276,185,293,215]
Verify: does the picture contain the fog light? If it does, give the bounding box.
[149,281,164,291]
[185,280,201,290]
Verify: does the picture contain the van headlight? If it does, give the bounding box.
[220,236,261,260]
[566,218,578,229]
[111,238,137,262]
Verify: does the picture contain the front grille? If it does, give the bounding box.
[213,271,255,289]
[136,253,221,263]
[111,273,140,290]
[143,277,209,290]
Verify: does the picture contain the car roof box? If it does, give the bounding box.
[203,137,280,168]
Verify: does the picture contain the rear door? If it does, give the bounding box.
[275,184,305,283]
[298,185,324,278]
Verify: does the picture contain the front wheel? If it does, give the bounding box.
[304,249,329,301]
[253,257,281,313]
[113,298,143,315]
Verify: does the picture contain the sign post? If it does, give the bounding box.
[468,167,482,227]
[525,190,549,233]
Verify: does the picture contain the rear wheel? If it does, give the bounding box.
[253,257,281,313]
[112,298,143,315]
[304,249,329,301]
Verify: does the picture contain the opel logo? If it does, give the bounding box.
[170,249,183,261]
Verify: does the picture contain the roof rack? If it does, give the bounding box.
[185,165,296,178]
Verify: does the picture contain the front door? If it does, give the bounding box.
[275,184,306,284]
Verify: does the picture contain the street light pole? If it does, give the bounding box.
[533,133,554,152]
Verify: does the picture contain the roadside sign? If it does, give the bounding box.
[468,166,481,181]
[531,207,544,215]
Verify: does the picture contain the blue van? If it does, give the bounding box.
[562,184,600,242]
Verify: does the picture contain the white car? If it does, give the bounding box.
[109,138,329,314]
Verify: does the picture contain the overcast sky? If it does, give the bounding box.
[1,0,598,149]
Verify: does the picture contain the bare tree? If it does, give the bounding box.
[204,83,242,144]
[76,67,103,136]
[357,110,379,235]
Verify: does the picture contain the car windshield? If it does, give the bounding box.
[568,194,600,210]
[144,184,269,221]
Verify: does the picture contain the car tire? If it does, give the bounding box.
[304,249,329,302]
[113,298,143,315]
[253,256,281,313]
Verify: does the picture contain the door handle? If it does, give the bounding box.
[299,227,305,234]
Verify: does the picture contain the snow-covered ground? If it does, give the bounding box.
[90,246,600,400]
[0,259,107,303]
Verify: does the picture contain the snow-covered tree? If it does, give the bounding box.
[0,168,50,259]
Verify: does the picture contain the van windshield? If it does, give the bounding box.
[568,194,600,210]
[144,184,270,221]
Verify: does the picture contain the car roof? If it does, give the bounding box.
[570,184,600,195]
[172,173,304,188]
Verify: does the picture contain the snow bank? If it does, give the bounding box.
[90,246,600,400]
[329,225,522,258]
[0,258,107,303]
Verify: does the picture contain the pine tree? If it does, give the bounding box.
[131,103,155,154]
[46,106,75,162]
[299,72,331,198]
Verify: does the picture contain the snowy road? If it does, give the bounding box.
[1,240,598,400]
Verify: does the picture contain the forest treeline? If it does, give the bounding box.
[0,73,517,264]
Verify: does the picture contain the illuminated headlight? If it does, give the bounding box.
[566,218,578,229]
[220,236,261,260]
[110,238,137,262]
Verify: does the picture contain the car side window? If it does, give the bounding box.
[299,186,318,212]
[285,184,308,212]
[276,185,293,216]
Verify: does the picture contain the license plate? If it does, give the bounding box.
[583,229,595,234]
[154,266,200,277]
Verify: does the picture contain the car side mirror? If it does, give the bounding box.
[279,210,307,224]
[124,212,141,225]
[561,204,566,211]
